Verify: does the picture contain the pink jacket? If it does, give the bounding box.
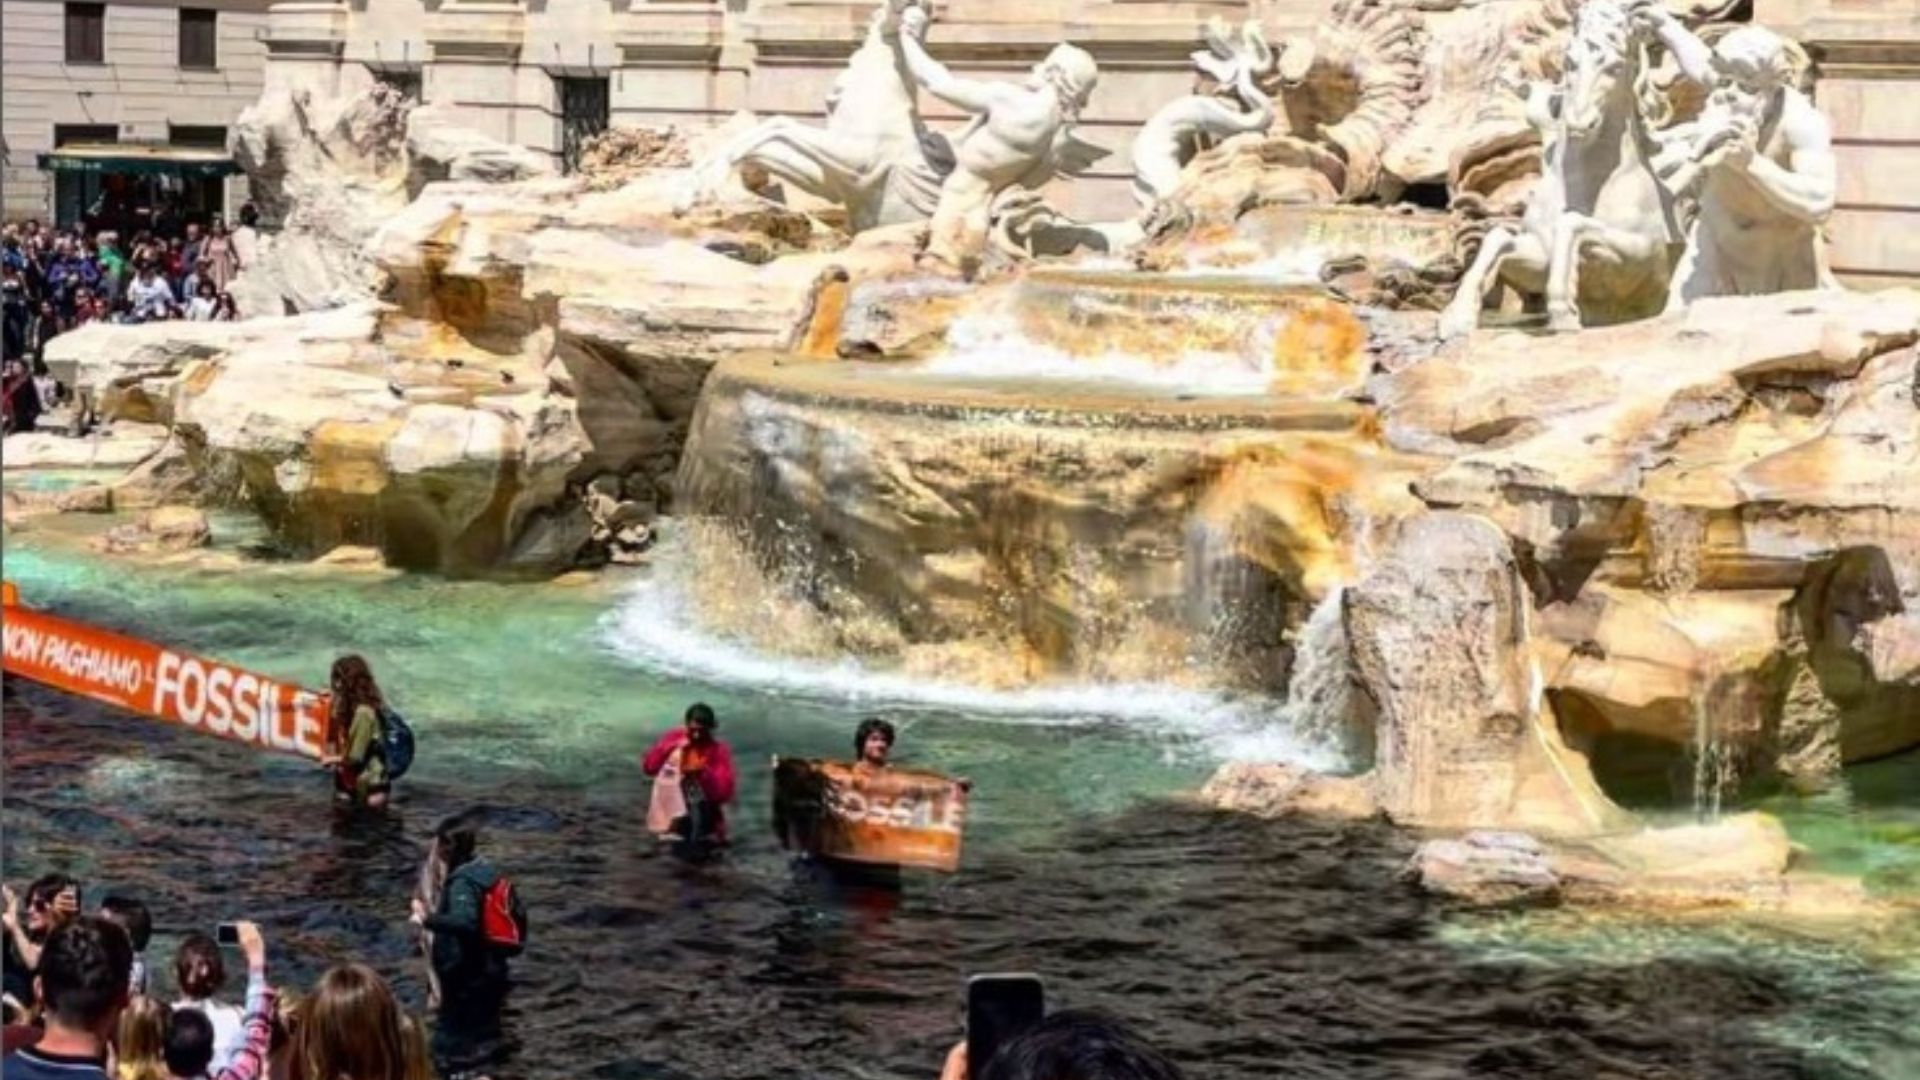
[642,729,737,838]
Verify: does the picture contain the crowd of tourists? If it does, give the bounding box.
[2,654,1185,1080]
[1,211,255,434]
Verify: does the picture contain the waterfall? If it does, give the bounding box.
[601,524,1329,763]
[1276,588,1367,770]
[1688,680,1736,822]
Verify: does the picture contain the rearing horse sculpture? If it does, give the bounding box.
[1439,0,1685,339]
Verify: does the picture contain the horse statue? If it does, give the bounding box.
[675,0,947,231]
[1438,0,1686,339]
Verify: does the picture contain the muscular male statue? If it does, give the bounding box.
[898,6,1099,272]
[1636,3,1838,304]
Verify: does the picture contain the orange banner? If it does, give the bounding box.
[2,585,331,759]
[773,758,967,872]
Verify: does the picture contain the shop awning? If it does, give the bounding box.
[36,144,241,179]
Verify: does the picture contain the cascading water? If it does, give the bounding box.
[599,522,1340,767]
[1689,681,1736,822]
[1270,587,1369,770]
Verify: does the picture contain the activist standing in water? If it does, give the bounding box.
[641,704,737,852]
[854,717,970,789]
[320,656,391,808]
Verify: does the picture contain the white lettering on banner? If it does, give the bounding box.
[823,782,962,833]
[291,691,324,756]
[154,652,184,717]
[231,673,262,742]
[177,656,208,727]
[30,626,147,696]
[4,623,42,662]
[205,666,234,736]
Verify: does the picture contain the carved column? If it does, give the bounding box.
[264,0,352,94]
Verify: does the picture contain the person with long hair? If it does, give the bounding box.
[396,1014,433,1080]
[199,222,240,293]
[408,815,514,1017]
[114,997,169,1080]
[320,656,391,808]
[293,964,407,1080]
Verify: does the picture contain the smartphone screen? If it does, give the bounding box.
[966,973,1044,1080]
[215,923,240,947]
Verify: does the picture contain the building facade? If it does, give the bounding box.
[2,0,268,224]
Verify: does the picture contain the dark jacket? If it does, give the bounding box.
[425,858,510,998]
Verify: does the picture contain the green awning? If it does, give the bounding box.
[37,144,240,179]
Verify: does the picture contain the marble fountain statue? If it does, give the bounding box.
[24,0,1920,882]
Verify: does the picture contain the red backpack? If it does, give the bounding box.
[479,877,527,956]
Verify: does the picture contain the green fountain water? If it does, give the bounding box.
[5,505,1920,1079]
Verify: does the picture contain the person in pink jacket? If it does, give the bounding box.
[641,703,737,848]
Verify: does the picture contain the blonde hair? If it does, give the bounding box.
[295,964,408,1080]
[115,997,170,1080]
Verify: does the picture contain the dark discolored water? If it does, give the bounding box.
[4,681,1905,1080]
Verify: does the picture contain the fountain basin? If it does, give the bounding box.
[675,352,1427,691]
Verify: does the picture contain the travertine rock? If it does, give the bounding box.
[1199,762,1379,821]
[1344,512,1625,834]
[577,126,692,191]
[227,87,414,315]
[96,505,211,555]
[1407,832,1562,907]
[1381,288,1920,791]
[0,426,168,471]
[405,105,557,195]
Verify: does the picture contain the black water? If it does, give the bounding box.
[1,683,1893,1080]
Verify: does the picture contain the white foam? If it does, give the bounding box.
[922,312,1277,396]
[598,565,1342,770]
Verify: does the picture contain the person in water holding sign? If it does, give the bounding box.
[641,703,738,850]
[853,717,971,790]
[318,656,413,809]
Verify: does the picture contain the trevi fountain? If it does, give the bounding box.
[4,0,1919,1077]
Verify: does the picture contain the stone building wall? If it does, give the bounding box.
[1761,0,1920,289]
[2,0,268,221]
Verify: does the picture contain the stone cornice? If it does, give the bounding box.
[1758,3,1920,79]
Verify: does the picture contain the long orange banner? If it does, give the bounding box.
[2,584,331,759]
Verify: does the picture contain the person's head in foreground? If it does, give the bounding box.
[113,995,169,1080]
[163,1007,216,1079]
[173,934,225,1002]
[296,963,408,1080]
[35,917,134,1049]
[947,1011,1186,1080]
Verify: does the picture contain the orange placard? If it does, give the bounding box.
[2,583,331,759]
[773,758,967,872]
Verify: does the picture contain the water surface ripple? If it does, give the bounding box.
[3,684,1898,1080]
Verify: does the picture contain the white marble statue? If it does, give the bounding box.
[1131,19,1286,209]
[1439,0,1686,338]
[895,5,1105,272]
[675,0,944,231]
[1634,3,1838,303]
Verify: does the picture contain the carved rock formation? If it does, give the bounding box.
[1384,288,1920,797]
[1343,512,1625,834]
[404,105,557,195]
[227,86,414,316]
